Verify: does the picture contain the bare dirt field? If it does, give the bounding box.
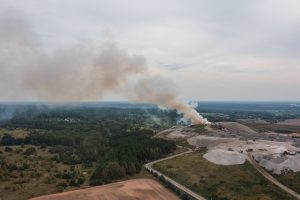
[154,126,198,140]
[219,122,258,136]
[30,179,180,200]
[277,119,300,126]
[187,135,236,148]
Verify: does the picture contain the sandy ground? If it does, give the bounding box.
[277,119,300,126]
[218,122,258,136]
[154,126,199,140]
[30,179,180,200]
[166,131,190,139]
[187,135,236,148]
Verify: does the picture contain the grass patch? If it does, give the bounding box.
[0,128,29,139]
[274,172,300,194]
[153,152,295,200]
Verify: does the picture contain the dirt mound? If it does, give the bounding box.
[30,179,179,200]
[219,122,258,136]
[254,154,300,174]
[203,149,246,165]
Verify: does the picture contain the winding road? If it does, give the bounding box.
[144,148,206,200]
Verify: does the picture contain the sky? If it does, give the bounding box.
[0,0,300,101]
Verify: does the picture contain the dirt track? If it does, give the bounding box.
[30,179,179,200]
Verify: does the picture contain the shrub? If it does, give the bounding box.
[44,176,56,184]
[56,182,67,192]
[69,179,80,187]
[101,161,126,180]
[5,147,13,152]
[20,163,30,170]
[24,147,36,155]
[77,177,85,185]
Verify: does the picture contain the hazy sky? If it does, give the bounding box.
[1,0,300,101]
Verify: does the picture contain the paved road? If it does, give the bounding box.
[247,153,300,200]
[144,148,206,200]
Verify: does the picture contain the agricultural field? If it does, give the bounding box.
[153,150,295,200]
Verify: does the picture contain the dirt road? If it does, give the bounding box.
[144,148,206,200]
[247,154,300,200]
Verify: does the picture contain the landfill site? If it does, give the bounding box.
[156,121,300,175]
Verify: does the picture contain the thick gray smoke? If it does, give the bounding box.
[0,14,210,125]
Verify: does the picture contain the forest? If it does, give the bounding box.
[0,103,177,198]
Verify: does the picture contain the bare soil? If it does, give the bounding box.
[30,179,180,200]
[277,119,300,126]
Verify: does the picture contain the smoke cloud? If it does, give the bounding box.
[127,76,210,124]
[0,14,209,125]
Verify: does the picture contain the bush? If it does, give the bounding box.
[77,177,85,185]
[44,176,56,184]
[101,161,126,180]
[24,147,36,155]
[180,192,193,200]
[56,182,67,192]
[15,148,23,154]
[69,179,80,187]
[5,147,13,152]
[7,164,17,172]
[90,178,103,186]
[20,163,30,170]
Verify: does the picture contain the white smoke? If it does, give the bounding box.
[0,13,210,125]
[127,76,210,124]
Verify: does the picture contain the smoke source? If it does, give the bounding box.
[0,14,210,125]
[128,76,210,124]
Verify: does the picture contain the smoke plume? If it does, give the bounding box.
[127,76,210,124]
[0,14,210,125]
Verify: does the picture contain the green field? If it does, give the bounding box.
[274,172,300,194]
[153,151,295,200]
